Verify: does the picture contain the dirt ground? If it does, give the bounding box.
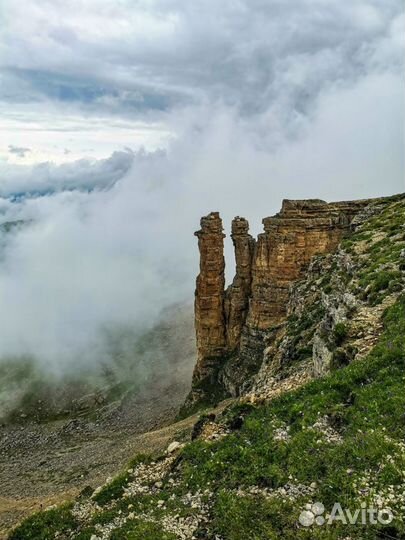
[0,381,232,539]
[0,384,185,538]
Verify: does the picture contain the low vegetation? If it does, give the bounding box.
[8,504,78,540]
[10,294,405,539]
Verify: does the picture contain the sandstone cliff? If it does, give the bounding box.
[185,195,399,410]
[224,217,255,352]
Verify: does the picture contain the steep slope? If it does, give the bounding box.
[10,297,405,539]
[8,193,405,540]
[0,302,195,425]
[248,194,405,400]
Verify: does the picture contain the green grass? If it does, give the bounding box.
[177,295,405,538]
[8,504,77,540]
[213,491,298,540]
[346,198,405,306]
[332,322,348,346]
[110,519,177,540]
[10,296,405,538]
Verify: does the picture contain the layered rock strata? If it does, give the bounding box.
[225,217,255,351]
[192,212,227,386]
[190,198,373,405]
[237,199,370,372]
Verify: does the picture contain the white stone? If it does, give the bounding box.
[167,441,182,454]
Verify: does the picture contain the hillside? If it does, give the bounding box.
[8,193,405,539]
[0,304,195,537]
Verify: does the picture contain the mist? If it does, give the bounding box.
[0,0,403,382]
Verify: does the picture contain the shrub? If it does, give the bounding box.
[330,347,350,370]
[333,323,348,346]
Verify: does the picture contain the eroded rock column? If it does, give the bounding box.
[193,212,227,385]
[225,217,255,351]
[185,198,374,407]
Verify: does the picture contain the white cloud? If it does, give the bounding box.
[0,0,403,155]
[0,0,403,375]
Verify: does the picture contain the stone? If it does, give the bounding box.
[238,199,370,369]
[167,441,182,454]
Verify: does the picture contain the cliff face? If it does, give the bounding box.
[249,193,405,401]
[187,197,376,407]
[235,199,370,381]
[247,199,365,329]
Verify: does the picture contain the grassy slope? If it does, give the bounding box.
[277,194,405,378]
[9,295,405,539]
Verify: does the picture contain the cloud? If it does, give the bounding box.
[0,149,138,197]
[0,67,403,373]
[8,145,31,158]
[0,1,403,378]
[0,1,403,148]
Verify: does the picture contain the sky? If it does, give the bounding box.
[0,0,404,372]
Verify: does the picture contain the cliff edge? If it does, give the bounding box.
[184,194,404,412]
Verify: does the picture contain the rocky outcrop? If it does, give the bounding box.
[236,199,370,374]
[225,217,255,351]
[186,196,390,409]
[192,212,227,387]
[249,191,405,399]
[191,214,255,401]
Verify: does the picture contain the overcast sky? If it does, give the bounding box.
[0,0,403,371]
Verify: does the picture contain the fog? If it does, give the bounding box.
[0,0,403,380]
